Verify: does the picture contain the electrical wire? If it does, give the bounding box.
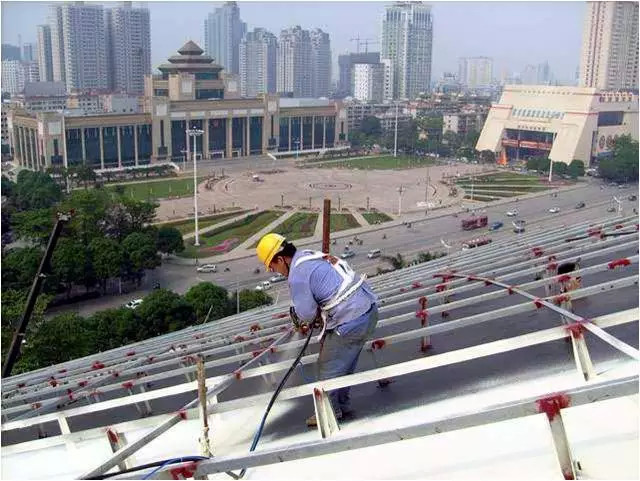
[86,456,208,480]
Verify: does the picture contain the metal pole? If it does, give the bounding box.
[193,135,199,247]
[322,198,331,254]
[393,103,398,158]
[197,356,212,457]
[548,159,553,183]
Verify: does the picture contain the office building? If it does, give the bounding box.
[1,44,21,61]
[21,43,35,62]
[36,25,54,82]
[476,85,639,165]
[579,1,639,90]
[352,63,385,103]
[239,28,277,97]
[458,57,493,89]
[49,3,109,92]
[204,1,246,75]
[12,82,67,112]
[337,52,380,97]
[105,3,151,93]
[277,26,312,97]
[310,28,331,98]
[2,61,25,95]
[381,1,433,99]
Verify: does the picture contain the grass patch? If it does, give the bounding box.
[162,211,246,235]
[107,177,206,201]
[272,212,319,241]
[463,194,500,202]
[457,184,549,192]
[180,211,283,258]
[312,155,435,170]
[362,212,393,224]
[330,213,360,232]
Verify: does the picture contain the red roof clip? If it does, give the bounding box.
[48,377,58,387]
[371,339,386,350]
[272,312,288,319]
[412,281,423,289]
[536,394,570,422]
[531,247,544,257]
[31,402,42,410]
[483,279,492,286]
[533,299,544,309]
[507,286,514,295]
[17,382,26,388]
[78,380,88,388]
[554,294,571,305]
[608,258,631,270]
[399,287,407,293]
[565,322,586,338]
[416,310,428,324]
[251,349,265,358]
[177,410,187,420]
[418,296,428,310]
[234,370,243,380]
[435,283,447,292]
[106,428,119,444]
[58,368,67,374]
[126,351,135,357]
[250,324,261,332]
[234,335,246,342]
[557,274,572,283]
[122,381,134,390]
[169,461,198,480]
[615,224,624,229]
[91,361,105,370]
[547,262,558,271]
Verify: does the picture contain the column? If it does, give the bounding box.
[99,127,105,170]
[288,117,292,151]
[34,130,41,170]
[245,116,250,156]
[28,129,35,170]
[134,125,139,166]
[322,116,326,149]
[203,118,209,159]
[81,128,87,164]
[311,115,315,150]
[19,128,26,168]
[262,114,269,154]
[116,126,122,168]
[225,116,233,158]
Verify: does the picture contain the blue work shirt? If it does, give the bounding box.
[288,249,378,332]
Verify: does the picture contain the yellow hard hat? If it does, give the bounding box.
[256,233,286,268]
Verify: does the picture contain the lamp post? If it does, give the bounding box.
[393,103,399,158]
[397,185,405,215]
[187,127,204,247]
[293,138,300,159]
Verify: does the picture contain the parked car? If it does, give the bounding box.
[255,281,272,291]
[341,250,356,259]
[513,220,526,234]
[367,249,382,259]
[506,210,519,217]
[125,299,143,309]
[575,202,586,209]
[196,264,217,273]
[269,273,286,283]
[489,221,503,231]
[548,207,560,214]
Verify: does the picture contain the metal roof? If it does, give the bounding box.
[1,213,638,479]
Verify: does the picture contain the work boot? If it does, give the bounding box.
[306,408,342,427]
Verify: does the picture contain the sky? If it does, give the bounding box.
[1,1,586,84]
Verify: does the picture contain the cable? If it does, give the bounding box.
[86,456,208,480]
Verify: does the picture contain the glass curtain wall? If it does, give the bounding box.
[249,117,262,155]
[302,116,313,149]
[137,124,152,164]
[314,116,324,149]
[208,118,226,156]
[278,117,289,151]
[120,126,135,166]
[65,128,83,166]
[102,127,118,167]
[85,128,101,168]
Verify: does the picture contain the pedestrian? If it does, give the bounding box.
[255,233,379,427]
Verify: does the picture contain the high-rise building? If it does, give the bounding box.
[277,26,312,97]
[36,25,54,82]
[239,28,277,97]
[21,43,35,62]
[579,1,639,90]
[1,60,25,95]
[50,3,109,92]
[520,62,553,86]
[381,58,394,100]
[337,52,380,97]
[458,57,493,89]
[105,3,151,93]
[204,1,246,75]
[381,1,433,99]
[352,63,385,103]
[1,44,21,61]
[310,29,331,98]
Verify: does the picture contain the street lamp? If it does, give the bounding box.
[187,126,204,247]
[397,185,405,215]
[393,102,399,158]
[293,138,300,159]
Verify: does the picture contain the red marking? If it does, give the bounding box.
[420,339,432,352]
[554,294,570,305]
[270,347,277,353]
[418,296,428,310]
[126,351,135,357]
[433,273,455,282]
[272,313,288,319]
[169,462,198,480]
[147,356,155,363]
[587,227,601,236]
[17,383,25,388]
[411,281,423,289]
[177,410,187,420]
[313,387,322,399]
[300,324,310,335]
[547,255,557,262]
[234,335,246,342]
[252,350,265,358]
[435,283,447,292]
[67,388,73,394]
[106,429,119,444]
[547,262,558,271]
[234,371,242,380]
[533,299,543,309]
[371,339,386,350]
[250,324,261,332]
[182,355,196,363]
[531,247,543,257]
[615,224,624,229]
[507,286,514,295]
[466,275,477,282]
[536,394,570,421]
[122,381,134,390]
[565,323,585,338]
[557,274,572,283]
[91,361,105,370]
[48,377,58,387]
[32,402,42,410]
[67,392,74,401]
[416,310,428,324]
[78,380,88,388]
[400,288,407,293]
[608,258,631,270]
[58,369,67,374]
[636,224,639,231]
[483,279,492,286]
[563,470,575,480]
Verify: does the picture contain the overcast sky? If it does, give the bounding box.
[1,1,585,83]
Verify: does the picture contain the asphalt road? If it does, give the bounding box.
[46,179,638,319]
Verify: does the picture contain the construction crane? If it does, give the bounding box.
[349,36,379,54]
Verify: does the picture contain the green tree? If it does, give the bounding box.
[87,308,139,352]
[1,175,15,199]
[103,198,158,241]
[60,188,110,245]
[16,312,92,372]
[360,116,382,137]
[70,165,97,189]
[11,208,55,244]
[1,247,51,292]
[122,232,160,284]
[1,290,52,363]
[552,161,568,177]
[231,289,273,312]
[184,282,230,322]
[479,150,496,164]
[135,288,195,338]
[156,226,185,254]
[383,253,405,270]
[599,135,639,182]
[568,159,585,179]
[89,237,124,293]
[462,130,480,148]
[52,238,87,298]
[13,170,62,211]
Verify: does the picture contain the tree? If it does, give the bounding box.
[13,170,62,211]
[87,308,138,352]
[526,156,550,172]
[70,165,97,189]
[184,282,230,322]
[360,116,382,137]
[60,188,110,245]
[552,161,568,177]
[568,159,585,179]
[15,312,92,372]
[103,198,158,241]
[1,247,52,292]
[231,289,273,312]
[598,135,639,182]
[52,238,87,298]
[135,288,195,338]
[1,290,52,364]
[479,150,496,164]
[1,175,15,199]
[383,253,405,270]
[122,232,160,284]
[89,237,124,293]
[156,226,185,254]
[11,208,55,244]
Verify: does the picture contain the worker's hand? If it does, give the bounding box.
[289,306,302,330]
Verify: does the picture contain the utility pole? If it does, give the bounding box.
[397,185,405,215]
[322,198,331,254]
[187,127,204,247]
[281,193,284,208]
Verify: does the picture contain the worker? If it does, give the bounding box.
[256,233,379,427]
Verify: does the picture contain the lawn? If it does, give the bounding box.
[162,211,246,235]
[272,212,319,241]
[180,210,283,258]
[107,177,206,201]
[330,213,360,232]
[362,212,393,224]
[456,184,550,192]
[313,155,436,170]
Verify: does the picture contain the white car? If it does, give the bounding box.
[548,207,560,214]
[506,210,519,217]
[255,281,272,291]
[125,299,143,309]
[341,250,356,259]
[269,273,286,283]
[196,264,217,273]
